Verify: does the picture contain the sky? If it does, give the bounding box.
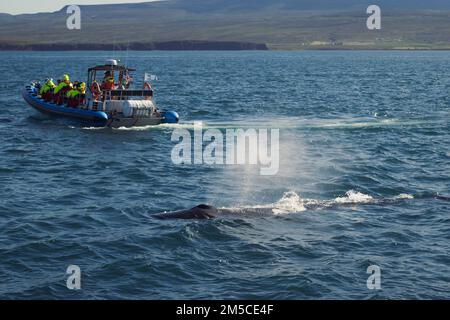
[0,0,156,15]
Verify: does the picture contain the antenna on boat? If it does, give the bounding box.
[112,37,117,61]
[125,41,130,69]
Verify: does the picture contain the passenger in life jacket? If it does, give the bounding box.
[66,82,86,108]
[40,78,55,101]
[78,82,86,104]
[101,71,116,90]
[53,74,72,105]
[39,78,50,95]
[52,80,61,102]
[66,85,79,108]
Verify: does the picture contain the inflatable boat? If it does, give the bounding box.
[22,60,179,128]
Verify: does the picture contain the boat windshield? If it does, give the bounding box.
[87,63,152,101]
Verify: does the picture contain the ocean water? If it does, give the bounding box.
[0,51,449,299]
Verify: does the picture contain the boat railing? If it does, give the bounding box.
[88,89,153,112]
[102,89,153,101]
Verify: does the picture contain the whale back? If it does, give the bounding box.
[153,204,218,220]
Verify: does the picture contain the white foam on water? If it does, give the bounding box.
[80,126,105,130]
[73,117,443,133]
[113,122,203,131]
[72,122,200,131]
[333,190,374,204]
[114,125,160,131]
[270,191,307,215]
[221,190,415,216]
[313,118,400,129]
[220,192,307,216]
[392,193,414,200]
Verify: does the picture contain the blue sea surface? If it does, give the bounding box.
[0,51,449,299]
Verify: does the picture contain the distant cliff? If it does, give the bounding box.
[0,41,268,51]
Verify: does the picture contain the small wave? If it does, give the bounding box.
[4,148,33,155]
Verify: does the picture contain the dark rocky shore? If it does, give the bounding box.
[0,41,268,51]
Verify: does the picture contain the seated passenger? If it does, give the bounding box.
[52,79,62,103]
[66,86,79,108]
[67,82,87,108]
[40,78,55,101]
[39,79,49,96]
[53,74,72,105]
[78,82,86,103]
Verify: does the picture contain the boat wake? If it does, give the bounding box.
[172,117,446,131]
[76,123,184,131]
[73,116,445,132]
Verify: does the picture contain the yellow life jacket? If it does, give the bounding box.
[54,82,66,94]
[40,83,49,95]
[54,82,71,94]
[104,76,114,83]
[79,83,86,95]
[67,89,79,98]
[40,80,55,94]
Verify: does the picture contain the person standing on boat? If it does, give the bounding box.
[53,74,72,105]
[101,71,116,90]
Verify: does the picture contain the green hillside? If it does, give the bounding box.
[1,1,450,49]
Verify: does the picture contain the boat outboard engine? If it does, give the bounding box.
[161,111,179,124]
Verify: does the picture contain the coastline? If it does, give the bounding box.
[2,42,450,51]
[0,41,269,51]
